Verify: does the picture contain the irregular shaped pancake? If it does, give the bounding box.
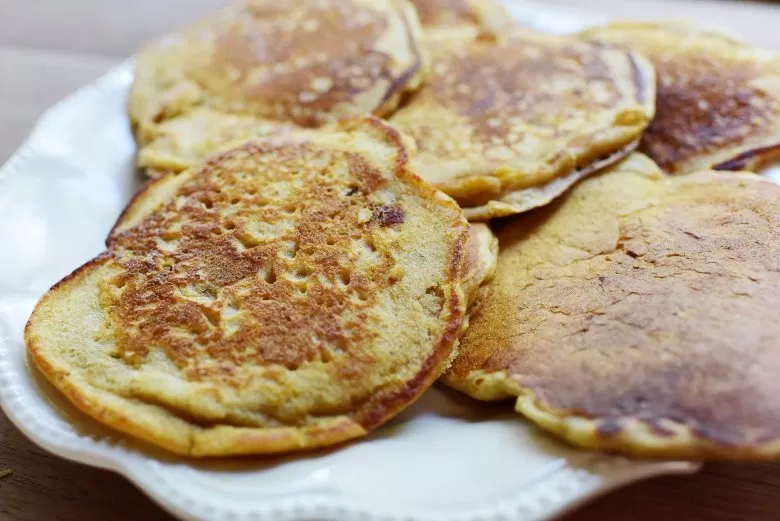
[26,117,469,457]
[129,0,425,175]
[582,21,780,174]
[389,33,655,220]
[408,0,511,43]
[444,153,780,460]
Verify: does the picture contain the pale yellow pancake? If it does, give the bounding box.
[26,117,469,457]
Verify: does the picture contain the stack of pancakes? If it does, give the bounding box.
[26,0,780,461]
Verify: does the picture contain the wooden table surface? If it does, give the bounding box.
[3,1,780,520]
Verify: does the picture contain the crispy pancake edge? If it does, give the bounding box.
[463,140,639,221]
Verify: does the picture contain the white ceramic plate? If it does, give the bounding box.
[0,3,700,521]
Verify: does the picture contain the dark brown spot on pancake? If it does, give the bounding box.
[374,205,405,227]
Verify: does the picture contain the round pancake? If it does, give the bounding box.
[443,153,780,460]
[130,0,425,174]
[582,21,780,174]
[26,117,469,457]
[408,0,512,43]
[388,32,656,220]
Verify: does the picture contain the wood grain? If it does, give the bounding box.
[2,1,780,520]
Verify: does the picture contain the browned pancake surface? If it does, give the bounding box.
[444,154,780,459]
[583,21,780,173]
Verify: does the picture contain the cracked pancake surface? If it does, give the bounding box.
[389,32,655,220]
[443,153,780,460]
[582,21,780,174]
[129,0,424,175]
[26,117,469,457]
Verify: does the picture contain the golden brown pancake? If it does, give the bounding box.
[408,0,511,43]
[582,21,780,174]
[129,0,425,175]
[389,32,656,220]
[444,153,780,460]
[26,117,470,457]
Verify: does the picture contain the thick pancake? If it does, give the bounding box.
[129,0,425,175]
[389,32,656,220]
[443,153,780,460]
[582,21,780,174]
[408,0,511,43]
[26,117,469,457]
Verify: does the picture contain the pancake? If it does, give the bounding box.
[460,223,497,320]
[443,153,780,460]
[136,108,314,177]
[408,0,512,43]
[389,32,656,220]
[26,117,469,457]
[582,21,780,174]
[129,0,425,175]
